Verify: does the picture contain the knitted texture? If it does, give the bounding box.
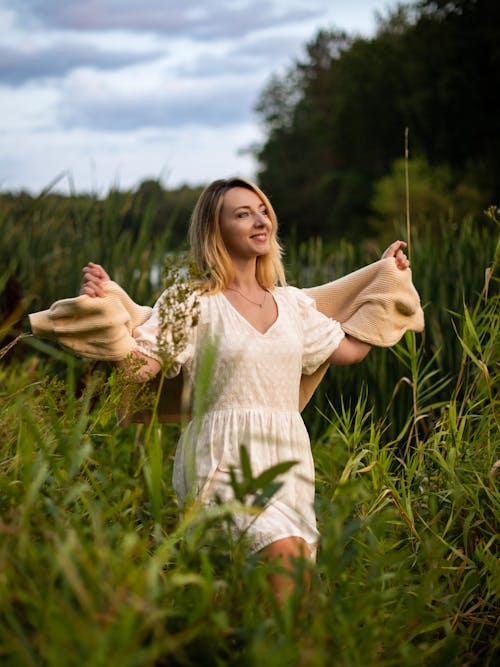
[29,281,152,361]
[298,258,424,410]
[303,258,423,346]
[29,260,424,422]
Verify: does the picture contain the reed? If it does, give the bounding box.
[0,193,498,665]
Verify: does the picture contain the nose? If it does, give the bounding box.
[253,211,267,226]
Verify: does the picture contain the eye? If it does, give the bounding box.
[260,208,269,217]
[237,211,249,218]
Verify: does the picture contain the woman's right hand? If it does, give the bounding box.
[80,262,111,297]
[381,240,410,270]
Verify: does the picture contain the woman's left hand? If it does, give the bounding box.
[80,262,111,297]
[382,240,410,271]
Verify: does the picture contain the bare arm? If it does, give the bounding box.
[329,335,371,366]
[116,351,161,382]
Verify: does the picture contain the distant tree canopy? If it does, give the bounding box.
[3,1,498,248]
[254,0,499,241]
[130,179,203,246]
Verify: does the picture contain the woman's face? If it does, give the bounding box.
[219,187,272,260]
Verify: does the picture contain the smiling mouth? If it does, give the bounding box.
[251,233,268,241]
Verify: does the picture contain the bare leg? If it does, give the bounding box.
[262,536,311,604]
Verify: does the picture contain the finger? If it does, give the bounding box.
[382,240,406,260]
[85,262,110,281]
[389,240,407,256]
[83,267,106,281]
[80,276,107,297]
[395,249,410,270]
[82,267,102,281]
[80,285,106,297]
[80,285,98,297]
[81,273,101,286]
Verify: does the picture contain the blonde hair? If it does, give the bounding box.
[188,177,286,293]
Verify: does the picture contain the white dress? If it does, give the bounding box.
[133,286,344,556]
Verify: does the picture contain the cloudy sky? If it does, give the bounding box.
[1,0,394,195]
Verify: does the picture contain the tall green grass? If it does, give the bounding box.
[296,209,499,441]
[0,186,183,312]
[0,194,498,665]
[2,188,496,440]
[1,273,498,665]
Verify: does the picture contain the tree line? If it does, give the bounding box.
[1,0,498,249]
[253,0,499,240]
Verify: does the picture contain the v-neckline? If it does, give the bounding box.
[220,290,280,336]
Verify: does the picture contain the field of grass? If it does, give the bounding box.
[0,196,498,665]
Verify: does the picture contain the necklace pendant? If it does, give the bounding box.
[226,286,267,308]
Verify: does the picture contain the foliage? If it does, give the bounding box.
[1,177,497,437]
[1,201,499,665]
[294,207,498,443]
[1,239,498,664]
[0,179,200,314]
[253,0,499,241]
[370,157,485,238]
[1,0,498,658]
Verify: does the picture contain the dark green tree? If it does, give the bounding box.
[127,179,202,246]
[254,0,499,242]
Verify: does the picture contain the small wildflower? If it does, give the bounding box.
[156,253,203,372]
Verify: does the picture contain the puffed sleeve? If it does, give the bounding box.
[290,287,345,375]
[132,288,198,377]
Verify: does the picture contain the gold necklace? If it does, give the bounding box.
[226,287,267,308]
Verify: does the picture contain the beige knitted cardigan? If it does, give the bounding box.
[29,258,424,423]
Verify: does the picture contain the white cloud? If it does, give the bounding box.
[1,83,60,131]
[0,124,260,193]
[0,42,163,85]
[14,0,324,38]
[57,69,262,131]
[0,0,393,193]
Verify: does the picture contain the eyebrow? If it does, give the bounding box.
[233,204,267,213]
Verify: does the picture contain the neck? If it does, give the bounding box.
[228,258,260,292]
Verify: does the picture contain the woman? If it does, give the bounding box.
[81,177,410,601]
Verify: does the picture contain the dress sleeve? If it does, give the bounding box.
[132,288,198,377]
[290,287,345,375]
